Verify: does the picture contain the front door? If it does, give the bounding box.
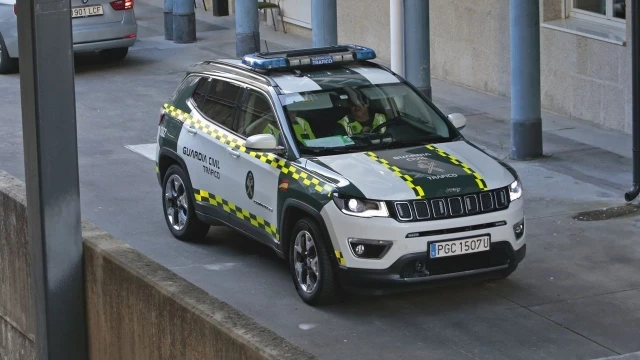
[225,88,282,245]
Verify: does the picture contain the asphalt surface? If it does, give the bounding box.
[1,2,640,359]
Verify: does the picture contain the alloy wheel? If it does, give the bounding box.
[294,230,320,293]
[164,174,188,231]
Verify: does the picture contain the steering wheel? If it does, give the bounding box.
[368,116,404,134]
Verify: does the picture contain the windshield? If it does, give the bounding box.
[279,83,456,156]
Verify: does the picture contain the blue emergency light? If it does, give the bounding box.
[241,44,376,70]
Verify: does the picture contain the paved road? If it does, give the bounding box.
[1,2,640,359]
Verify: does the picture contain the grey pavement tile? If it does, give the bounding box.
[405,307,615,360]
[485,216,640,307]
[529,290,640,355]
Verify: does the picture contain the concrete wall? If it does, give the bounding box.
[0,169,315,360]
[540,0,633,133]
[0,171,35,360]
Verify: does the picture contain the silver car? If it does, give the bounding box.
[0,0,137,74]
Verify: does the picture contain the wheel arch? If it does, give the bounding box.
[158,148,190,186]
[280,199,338,268]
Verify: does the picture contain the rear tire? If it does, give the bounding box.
[0,33,18,74]
[289,217,340,305]
[99,47,128,62]
[162,165,210,242]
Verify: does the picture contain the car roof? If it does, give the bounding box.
[188,58,403,95]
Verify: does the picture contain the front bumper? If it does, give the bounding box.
[338,242,526,289]
[320,194,526,287]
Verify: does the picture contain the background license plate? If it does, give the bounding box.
[430,236,490,258]
[72,5,104,18]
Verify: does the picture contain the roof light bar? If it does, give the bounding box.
[241,44,377,70]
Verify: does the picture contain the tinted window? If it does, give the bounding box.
[236,89,279,141]
[193,77,243,129]
[192,77,211,109]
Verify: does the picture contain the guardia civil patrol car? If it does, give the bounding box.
[155,45,526,305]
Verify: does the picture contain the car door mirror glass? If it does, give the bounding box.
[448,113,467,130]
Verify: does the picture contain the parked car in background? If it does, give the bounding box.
[0,0,137,74]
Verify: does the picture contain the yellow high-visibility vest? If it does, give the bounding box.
[264,117,316,143]
[337,113,386,136]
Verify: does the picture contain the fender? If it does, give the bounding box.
[157,147,191,187]
[280,199,340,269]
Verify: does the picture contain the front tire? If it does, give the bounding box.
[289,217,340,305]
[162,165,209,242]
[0,33,18,74]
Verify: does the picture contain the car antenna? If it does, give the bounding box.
[264,40,269,53]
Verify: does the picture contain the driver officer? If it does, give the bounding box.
[337,87,387,136]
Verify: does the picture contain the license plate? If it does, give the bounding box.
[429,236,490,258]
[72,5,104,18]
[311,55,334,66]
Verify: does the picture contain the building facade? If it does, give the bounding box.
[256,0,633,134]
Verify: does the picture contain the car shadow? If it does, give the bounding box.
[72,50,155,75]
[196,224,514,312]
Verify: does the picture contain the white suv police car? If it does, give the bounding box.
[155,45,526,305]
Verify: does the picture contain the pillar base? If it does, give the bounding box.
[173,14,196,44]
[510,119,543,160]
[164,12,173,40]
[236,32,260,57]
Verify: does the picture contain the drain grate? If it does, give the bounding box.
[573,204,640,221]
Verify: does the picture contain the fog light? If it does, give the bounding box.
[415,260,424,271]
[348,238,393,259]
[513,218,525,240]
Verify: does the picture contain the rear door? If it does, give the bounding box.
[178,75,244,222]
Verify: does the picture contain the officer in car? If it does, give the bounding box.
[337,87,387,136]
[263,110,316,144]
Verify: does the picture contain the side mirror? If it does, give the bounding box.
[448,113,467,130]
[245,134,284,154]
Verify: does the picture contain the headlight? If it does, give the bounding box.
[509,179,522,201]
[332,195,389,218]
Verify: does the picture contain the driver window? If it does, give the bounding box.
[236,89,282,143]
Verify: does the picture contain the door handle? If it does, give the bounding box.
[186,124,197,135]
[227,147,240,158]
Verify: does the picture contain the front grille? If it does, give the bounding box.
[389,187,510,222]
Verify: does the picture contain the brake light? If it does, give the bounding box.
[110,0,133,10]
[159,110,165,124]
[13,4,16,15]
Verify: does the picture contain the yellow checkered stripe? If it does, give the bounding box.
[364,152,426,199]
[425,145,488,191]
[335,251,346,266]
[163,104,334,197]
[194,189,279,241]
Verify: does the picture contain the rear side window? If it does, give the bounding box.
[192,77,243,130]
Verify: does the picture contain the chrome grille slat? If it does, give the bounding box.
[395,202,413,220]
[448,197,464,216]
[413,201,431,219]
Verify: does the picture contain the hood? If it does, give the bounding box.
[312,141,515,200]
